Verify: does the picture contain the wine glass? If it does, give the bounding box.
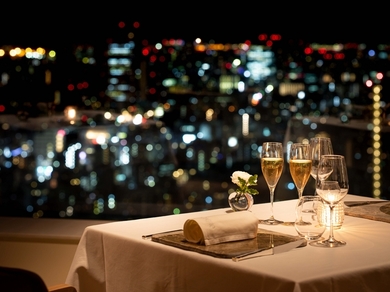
[294,195,326,241]
[289,143,311,199]
[289,143,312,225]
[310,155,349,248]
[260,142,284,225]
[309,137,333,184]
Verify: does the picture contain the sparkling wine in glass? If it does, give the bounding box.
[289,143,312,225]
[289,143,312,199]
[260,142,284,225]
[310,155,349,248]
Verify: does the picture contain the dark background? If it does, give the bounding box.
[1,3,389,46]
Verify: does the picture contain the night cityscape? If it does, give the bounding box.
[1,11,390,221]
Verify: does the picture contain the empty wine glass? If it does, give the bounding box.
[310,155,349,248]
[295,195,326,241]
[308,137,334,214]
[260,142,284,225]
[309,137,333,184]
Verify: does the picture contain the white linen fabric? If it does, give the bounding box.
[183,211,259,245]
[65,195,390,292]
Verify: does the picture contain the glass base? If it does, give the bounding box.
[305,235,325,241]
[309,238,346,248]
[259,217,284,225]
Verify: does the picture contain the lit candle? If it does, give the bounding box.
[327,191,335,203]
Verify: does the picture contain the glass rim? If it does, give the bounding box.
[262,142,283,145]
[290,142,310,146]
[310,137,331,141]
[321,154,344,159]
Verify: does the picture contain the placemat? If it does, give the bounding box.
[344,201,390,223]
[151,228,306,258]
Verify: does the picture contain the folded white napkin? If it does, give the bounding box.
[183,211,259,245]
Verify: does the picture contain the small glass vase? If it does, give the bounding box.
[228,192,254,211]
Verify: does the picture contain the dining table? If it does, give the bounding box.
[65,194,390,292]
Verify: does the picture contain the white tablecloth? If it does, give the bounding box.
[65,195,390,292]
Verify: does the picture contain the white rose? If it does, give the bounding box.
[231,171,251,185]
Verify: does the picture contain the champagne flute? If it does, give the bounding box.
[260,142,284,225]
[289,143,312,225]
[289,143,311,199]
[310,155,349,248]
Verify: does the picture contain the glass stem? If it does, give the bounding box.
[298,189,303,199]
[328,205,335,243]
[297,189,304,221]
[269,187,275,219]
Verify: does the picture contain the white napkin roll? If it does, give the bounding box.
[183,211,259,245]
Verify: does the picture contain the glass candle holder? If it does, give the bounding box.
[317,201,344,229]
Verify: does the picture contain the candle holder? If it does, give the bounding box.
[317,201,344,229]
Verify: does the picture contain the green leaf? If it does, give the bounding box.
[247,188,259,195]
[237,177,246,187]
[247,174,258,186]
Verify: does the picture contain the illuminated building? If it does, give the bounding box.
[106,41,135,103]
[0,45,57,117]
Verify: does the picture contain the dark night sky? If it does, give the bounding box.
[0,4,389,46]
